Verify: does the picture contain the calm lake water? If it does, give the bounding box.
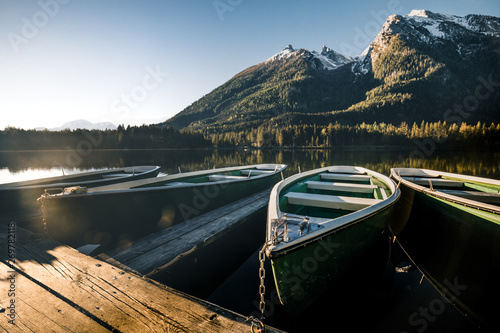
[1,148,499,183]
[1,148,498,333]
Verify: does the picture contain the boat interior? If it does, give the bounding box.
[87,165,282,193]
[101,167,156,179]
[150,165,278,187]
[160,167,278,188]
[0,166,160,190]
[279,168,391,219]
[397,171,500,206]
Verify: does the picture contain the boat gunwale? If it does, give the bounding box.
[44,164,288,199]
[0,165,161,190]
[266,166,400,258]
[390,168,500,215]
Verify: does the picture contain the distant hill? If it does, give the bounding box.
[43,119,117,131]
[161,10,500,132]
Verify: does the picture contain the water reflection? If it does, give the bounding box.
[1,149,499,183]
[2,148,496,332]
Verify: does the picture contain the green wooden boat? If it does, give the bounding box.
[0,166,160,213]
[39,164,286,247]
[390,168,500,331]
[265,166,400,313]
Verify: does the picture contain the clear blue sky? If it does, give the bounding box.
[1,0,499,129]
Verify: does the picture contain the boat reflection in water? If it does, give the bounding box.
[391,168,500,332]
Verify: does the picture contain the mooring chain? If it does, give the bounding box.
[37,192,49,236]
[245,242,271,332]
[259,243,268,319]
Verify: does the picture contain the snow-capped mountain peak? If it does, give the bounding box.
[320,45,354,65]
[407,9,500,39]
[266,44,353,71]
[48,119,117,131]
[407,9,459,21]
[266,10,499,78]
[267,44,297,62]
[362,9,500,66]
[408,9,428,18]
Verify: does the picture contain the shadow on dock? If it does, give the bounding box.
[0,190,488,332]
[0,199,284,332]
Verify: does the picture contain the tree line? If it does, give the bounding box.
[1,121,498,151]
[208,121,500,149]
[0,125,211,151]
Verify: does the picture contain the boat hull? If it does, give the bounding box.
[266,166,399,313]
[269,204,393,314]
[41,166,285,248]
[396,187,500,331]
[0,166,160,214]
[390,168,500,331]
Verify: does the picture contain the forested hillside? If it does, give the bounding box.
[0,125,210,151]
[161,11,500,133]
[209,121,500,149]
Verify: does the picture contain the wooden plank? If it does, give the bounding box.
[0,209,42,225]
[285,192,381,211]
[327,168,366,174]
[464,182,500,193]
[164,181,195,187]
[208,175,246,181]
[380,188,388,200]
[101,174,131,179]
[393,169,440,178]
[0,262,109,333]
[320,173,371,182]
[306,181,376,193]
[0,228,285,333]
[240,169,273,176]
[99,189,271,276]
[439,189,500,204]
[403,177,464,188]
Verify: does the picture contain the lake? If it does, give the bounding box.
[1,148,499,183]
[1,148,498,332]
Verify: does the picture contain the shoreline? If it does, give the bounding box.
[0,145,495,153]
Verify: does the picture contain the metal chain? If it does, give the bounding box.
[37,192,49,236]
[258,243,268,320]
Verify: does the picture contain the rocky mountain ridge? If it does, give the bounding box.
[162,10,500,132]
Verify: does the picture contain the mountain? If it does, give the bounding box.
[269,44,354,70]
[46,119,117,131]
[162,10,500,132]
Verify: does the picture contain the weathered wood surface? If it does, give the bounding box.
[98,189,271,277]
[0,209,42,225]
[0,227,285,332]
[0,262,108,333]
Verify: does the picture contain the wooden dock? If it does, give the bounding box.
[98,189,271,297]
[0,213,284,332]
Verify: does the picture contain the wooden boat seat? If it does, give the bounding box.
[101,174,128,179]
[125,169,150,174]
[285,192,382,211]
[403,177,464,188]
[326,169,366,175]
[208,175,247,181]
[240,169,273,176]
[164,182,194,187]
[439,189,500,204]
[305,181,377,193]
[379,188,388,200]
[319,173,371,182]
